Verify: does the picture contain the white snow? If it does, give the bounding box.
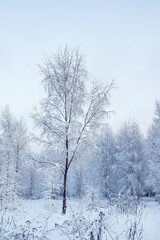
[0,198,159,239]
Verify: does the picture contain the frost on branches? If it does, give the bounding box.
[32,46,115,213]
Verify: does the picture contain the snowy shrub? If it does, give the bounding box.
[55,210,120,240]
[124,202,144,240]
[0,217,50,240]
[115,195,139,215]
[125,221,143,240]
[86,186,100,212]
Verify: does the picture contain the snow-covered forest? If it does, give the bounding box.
[0,46,160,239]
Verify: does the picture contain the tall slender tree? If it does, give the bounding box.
[32,46,115,213]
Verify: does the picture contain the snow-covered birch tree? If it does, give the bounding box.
[32,46,115,213]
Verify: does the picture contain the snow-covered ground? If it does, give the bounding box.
[0,198,159,239]
[141,198,160,239]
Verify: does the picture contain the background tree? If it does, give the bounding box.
[145,101,160,195]
[0,106,30,206]
[96,125,117,198]
[115,120,144,198]
[14,119,28,174]
[67,158,85,198]
[32,46,115,213]
[0,106,17,208]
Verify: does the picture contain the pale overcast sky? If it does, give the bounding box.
[0,0,159,135]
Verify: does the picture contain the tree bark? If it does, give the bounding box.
[62,135,69,214]
[62,167,68,214]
